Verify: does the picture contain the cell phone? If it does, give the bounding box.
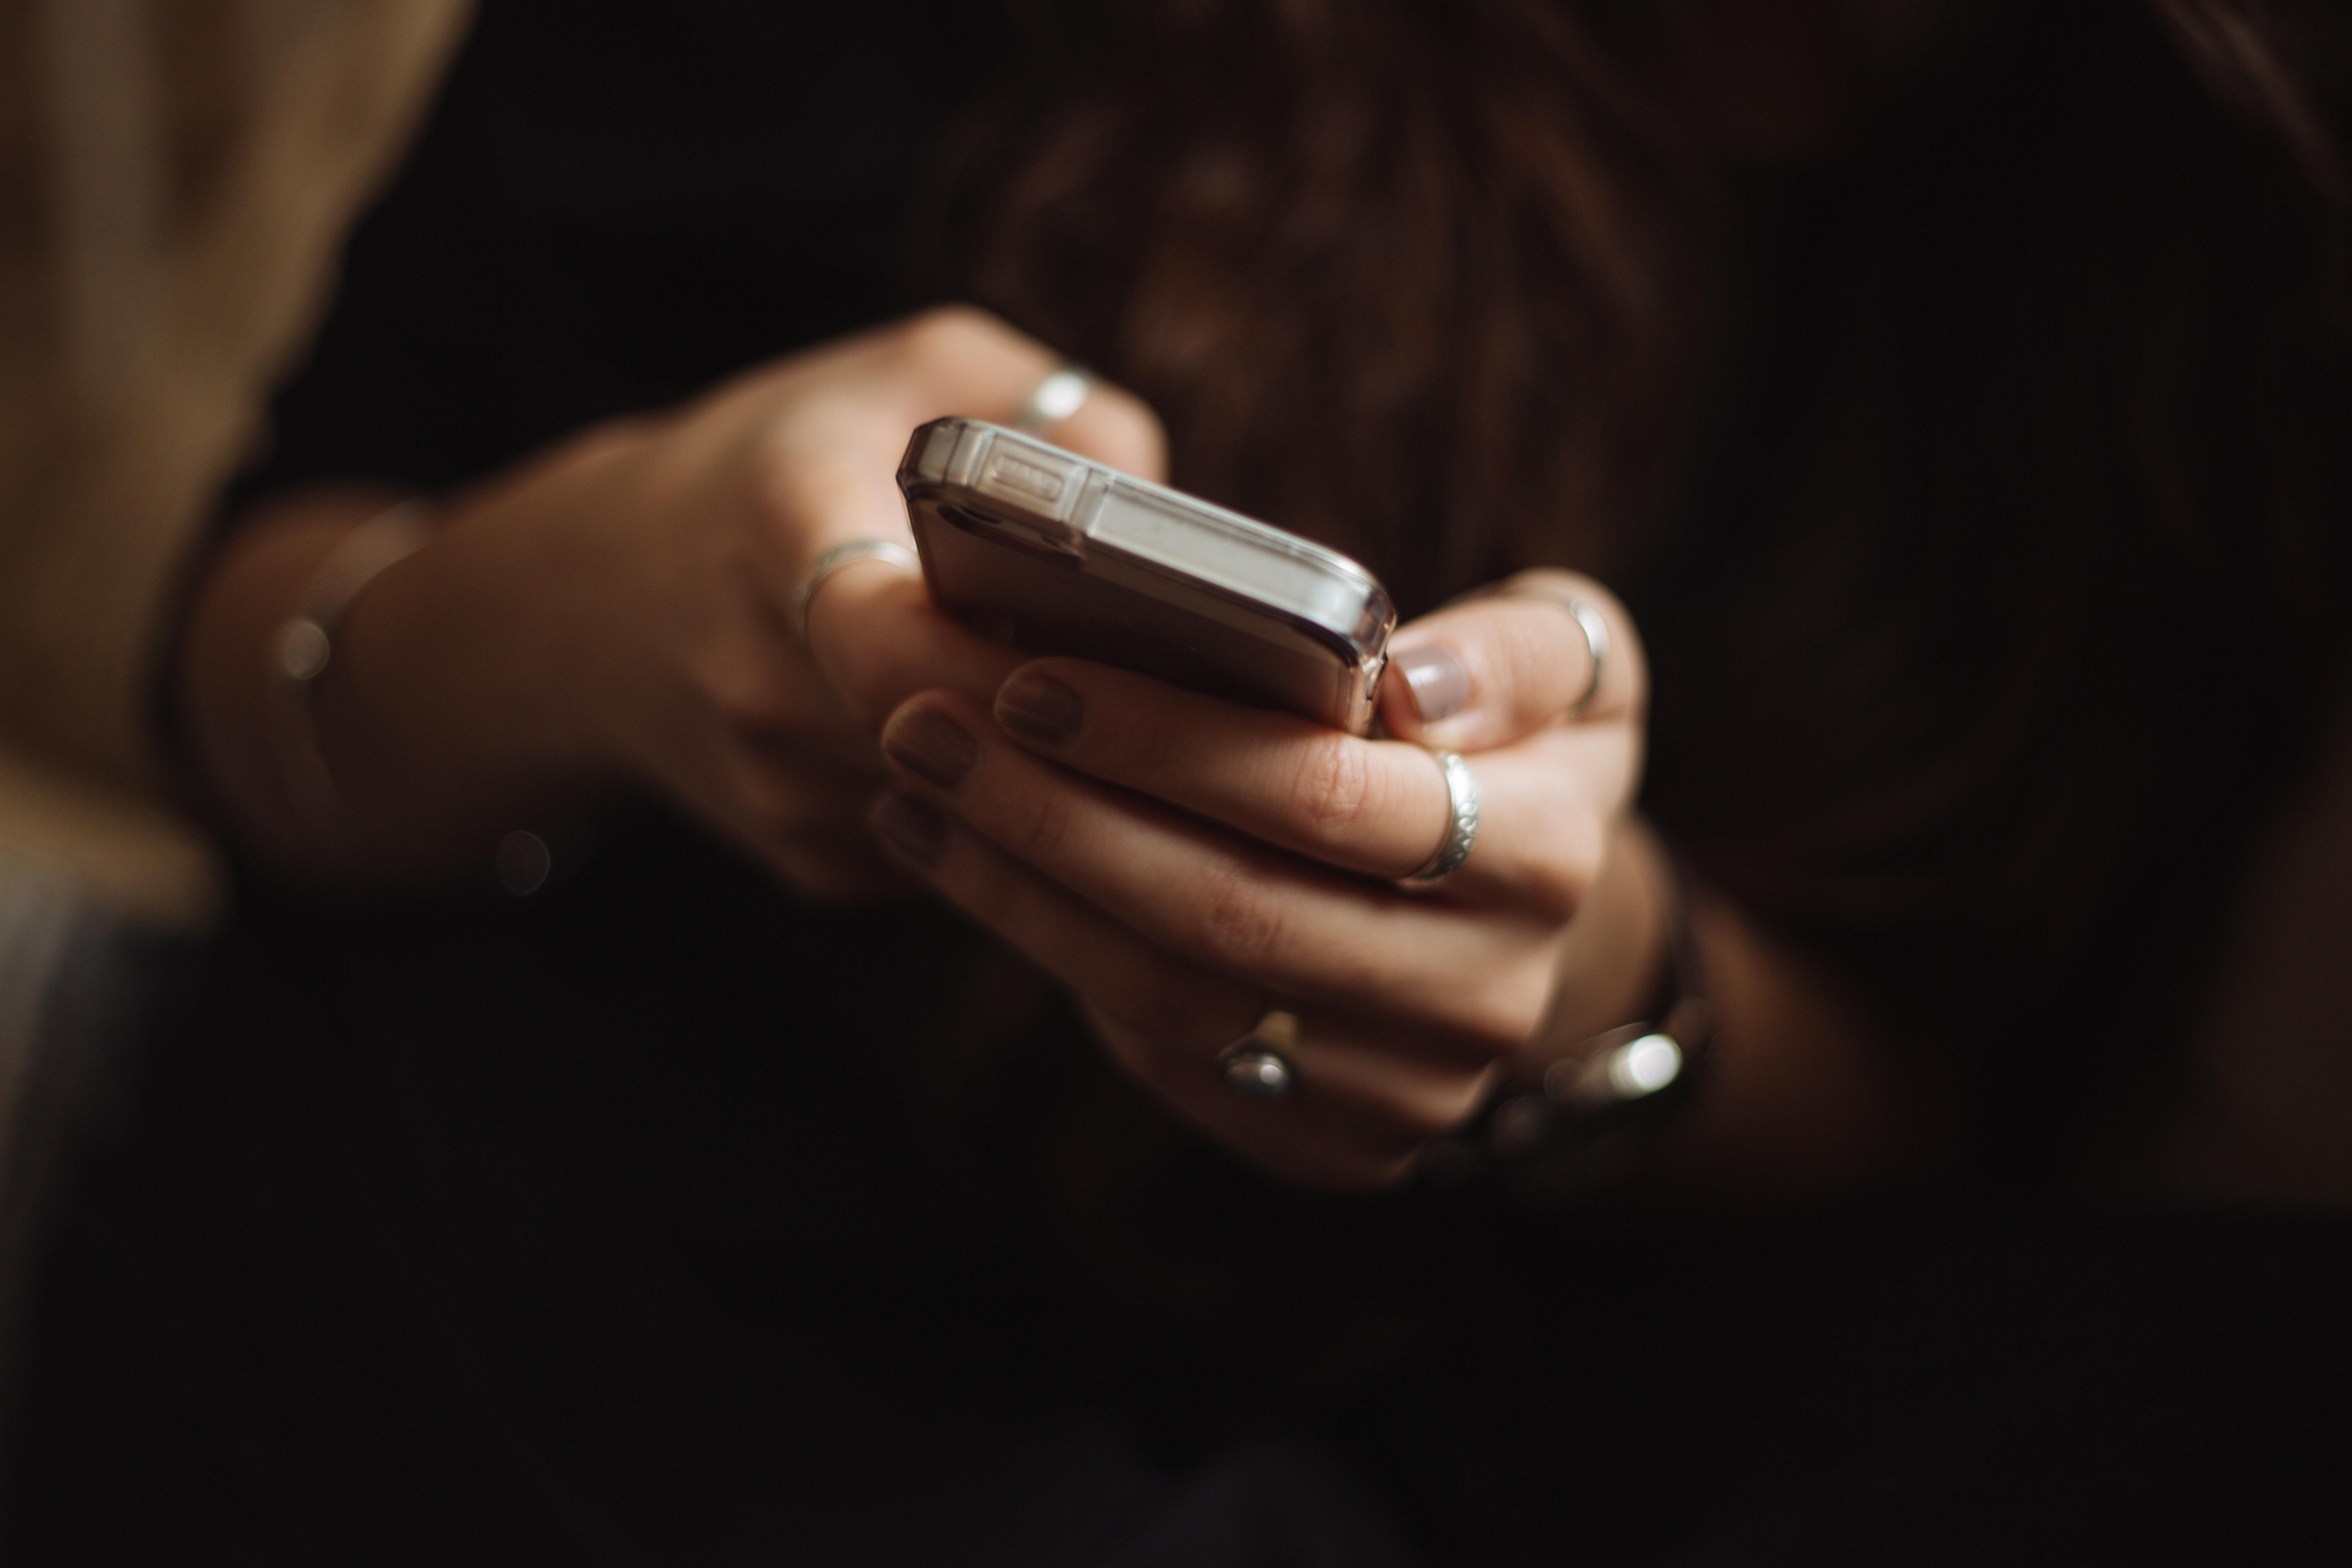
[897,417,1395,733]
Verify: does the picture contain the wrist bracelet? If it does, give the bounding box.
[268,500,436,833]
[1418,849,1717,1203]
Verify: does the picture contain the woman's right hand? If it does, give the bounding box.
[184,307,1164,896]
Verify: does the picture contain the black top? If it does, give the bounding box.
[11,3,2352,1563]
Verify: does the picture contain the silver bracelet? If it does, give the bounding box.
[1417,849,1716,1202]
[269,500,435,831]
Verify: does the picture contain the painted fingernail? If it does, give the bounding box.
[869,792,947,867]
[1393,646,1471,723]
[996,671,1084,746]
[882,706,978,789]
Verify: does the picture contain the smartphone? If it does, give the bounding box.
[897,417,1395,733]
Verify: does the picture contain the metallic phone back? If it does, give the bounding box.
[898,418,1395,732]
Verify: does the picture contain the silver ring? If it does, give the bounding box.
[1503,590,1611,717]
[1402,750,1480,885]
[1220,1009,1300,1099]
[792,539,919,646]
[1013,367,1092,434]
[1560,595,1611,717]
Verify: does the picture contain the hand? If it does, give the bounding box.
[867,571,1660,1188]
[534,307,1165,895]
[214,307,1164,894]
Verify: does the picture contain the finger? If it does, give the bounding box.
[1377,569,1647,753]
[992,658,1631,907]
[693,613,887,770]
[865,786,1265,1050]
[784,306,1166,570]
[879,692,1556,1054]
[787,308,1165,717]
[678,738,913,901]
[1082,1006,1475,1193]
[805,567,1031,726]
[717,304,1161,575]
[863,306,1167,481]
[868,788,1499,1129]
[864,786,1484,1188]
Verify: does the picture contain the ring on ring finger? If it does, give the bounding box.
[1220,1008,1302,1098]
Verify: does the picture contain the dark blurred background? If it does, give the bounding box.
[0,0,467,1433]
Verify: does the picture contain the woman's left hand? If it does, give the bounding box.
[867,569,1660,1190]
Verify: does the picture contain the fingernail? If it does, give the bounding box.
[882,707,978,789]
[869,792,947,867]
[1393,646,1471,723]
[996,670,1084,746]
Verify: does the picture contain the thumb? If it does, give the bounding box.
[1377,570,1643,752]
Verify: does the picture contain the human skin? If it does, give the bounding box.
[868,573,1661,1188]
[181,306,1927,1196]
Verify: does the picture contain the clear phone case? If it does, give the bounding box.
[898,417,1395,732]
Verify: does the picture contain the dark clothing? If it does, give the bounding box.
[9,2,2352,1562]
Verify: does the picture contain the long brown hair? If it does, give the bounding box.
[940,0,1703,606]
[937,0,2352,1170]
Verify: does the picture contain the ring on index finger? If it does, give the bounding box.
[1400,749,1481,886]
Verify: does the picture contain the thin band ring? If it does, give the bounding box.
[793,538,919,646]
[1220,1009,1301,1099]
[1503,589,1611,718]
[1401,749,1481,886]
[1014,366,1092,434]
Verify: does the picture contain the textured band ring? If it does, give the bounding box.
[1402,749,1481,885]
[1220,1009,1301,1099]
[792,538,920,646]
[1013,366,1092,434]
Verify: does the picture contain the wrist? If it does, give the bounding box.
[321,484,631,839]
[1418,818,1712,1200]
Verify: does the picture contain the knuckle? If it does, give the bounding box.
[1288,736,1376,841]
[1188,858,1290,974]
[706,667,790,738]
[1081,386,1170,479]
[1454,974,1552,1057]
[897,304,1001,367]
[1520,813,1605,923]
[1124,969,1249,1055]
[1520,873,1586,928]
